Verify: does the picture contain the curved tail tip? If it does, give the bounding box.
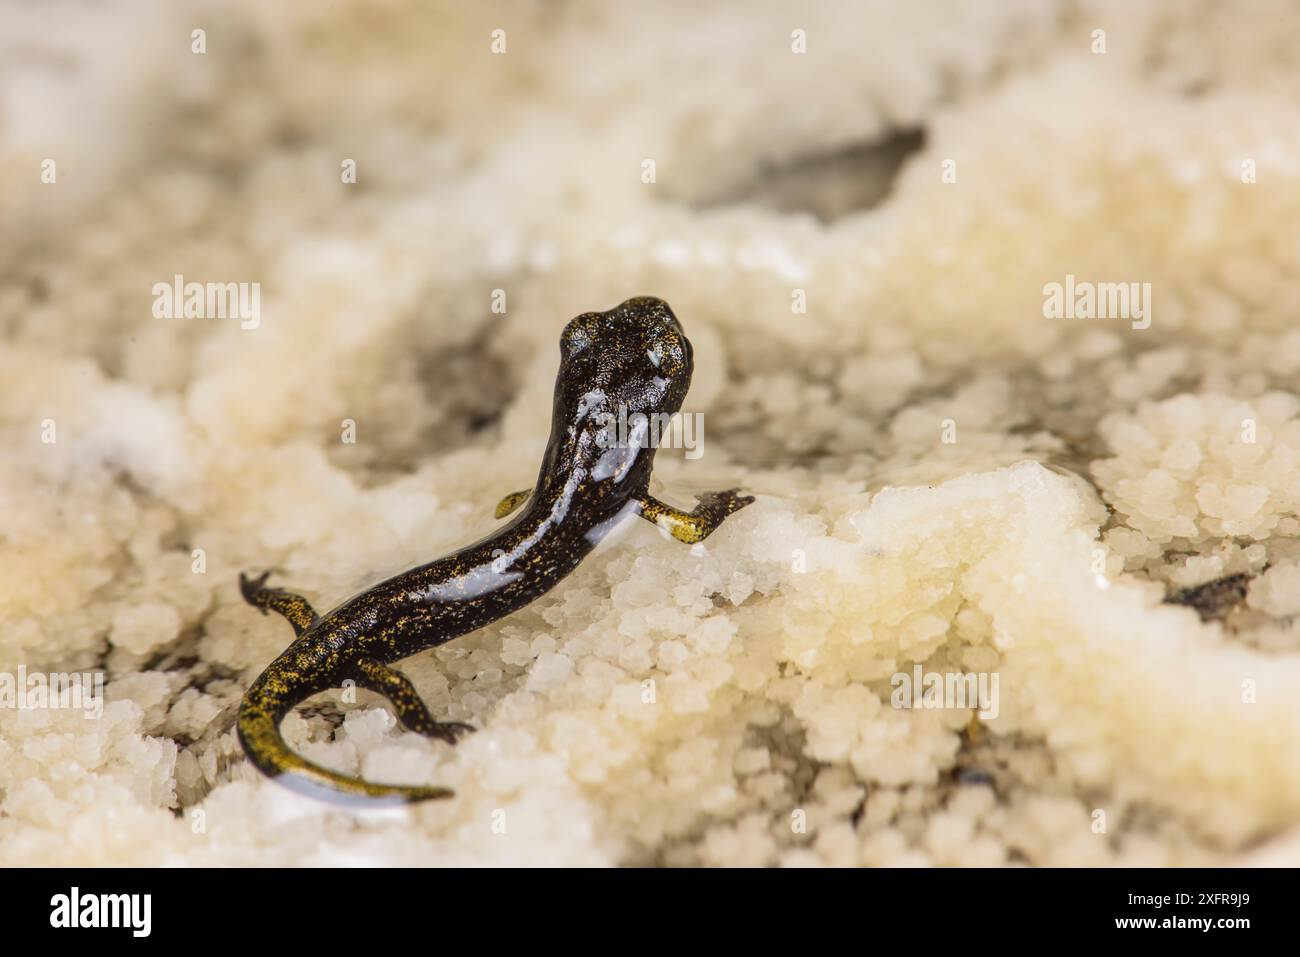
[269,771,456,808]
[238,701,457,808]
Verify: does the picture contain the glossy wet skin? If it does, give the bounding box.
[237,296,752,805]
[540,296,693,507]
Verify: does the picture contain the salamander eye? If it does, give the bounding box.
[646,334,687,371]
[561,319,594,357]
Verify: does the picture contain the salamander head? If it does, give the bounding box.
[548,296,694,487]
[558,296,693,420]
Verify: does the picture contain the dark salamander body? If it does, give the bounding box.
[237,297,753,804]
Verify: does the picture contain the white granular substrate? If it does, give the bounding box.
[2,0,1299,866]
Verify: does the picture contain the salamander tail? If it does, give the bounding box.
[236,673,454,807]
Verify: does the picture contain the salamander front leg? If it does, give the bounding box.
[493,489,532,519]
[239,571,320,636]
[353,658,476,744]
[636,489,755,544]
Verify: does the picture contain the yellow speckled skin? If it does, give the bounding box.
[237,297,754,805]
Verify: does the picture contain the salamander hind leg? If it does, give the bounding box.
[353,658,476,744]
[239,571,320,637]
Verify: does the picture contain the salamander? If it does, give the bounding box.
[236,296,753,804]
